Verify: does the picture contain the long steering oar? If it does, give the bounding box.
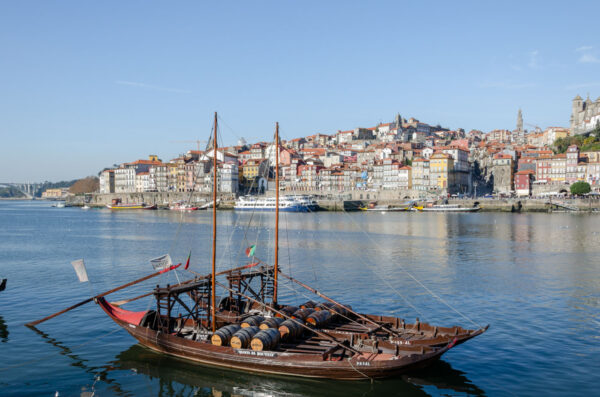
[25,264,181,327]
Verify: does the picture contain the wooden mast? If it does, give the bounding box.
[274,122,279,307]
[211,111,218,333]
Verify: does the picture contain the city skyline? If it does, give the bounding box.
[2,1,600,181]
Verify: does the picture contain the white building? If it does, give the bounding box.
[114,168,136,193]
[135,172,150,192]
[99,170,114,194]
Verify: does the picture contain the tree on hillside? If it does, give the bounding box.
[570,181,591,195]
[69,177,99,194]
[553,135,584,154]
[584,136,596,146]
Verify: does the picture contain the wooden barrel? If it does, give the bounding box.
[250,328,281,351]
[291,308,315,321]
[230,326,260,349]
[275,306,298,318]
[211,324,241,346]
[299,300,317,309]
[278,319,304,341]
[259,317,284,330]
[241,315,265,328]
[329,304,351,320]
[316,302,335,311]
[306,310,332,328]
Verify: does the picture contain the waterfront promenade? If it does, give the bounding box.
[66,192,600,212]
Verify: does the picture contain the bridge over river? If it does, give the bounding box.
[0,182,44,199]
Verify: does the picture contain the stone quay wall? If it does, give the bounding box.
[67,191,600,212]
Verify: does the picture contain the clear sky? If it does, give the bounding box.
[1,1,599,182]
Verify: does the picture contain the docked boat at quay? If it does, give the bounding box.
[359,201,420,212]
[419,203,481,212]
[169,202,199,211]
[106,203,157,210]
[106,198,157,210]
[234,195,317,212]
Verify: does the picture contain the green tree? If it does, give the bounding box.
[570,181,591,195]
[583,136,596,146]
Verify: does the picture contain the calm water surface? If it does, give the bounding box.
[0,201,598,396]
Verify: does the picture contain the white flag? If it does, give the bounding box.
[149,254,172,271]
[71,259,89,282]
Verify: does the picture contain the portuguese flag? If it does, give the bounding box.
[245,245,256,257]
[184,251,191,270]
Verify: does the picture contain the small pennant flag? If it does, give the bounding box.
[71,259,89,282]
[245,245,256,257]
[149,254,173,271]
[244,262,260,269]
[184,251,191,270]
[159,263,182,274]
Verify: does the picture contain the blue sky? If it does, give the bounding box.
[1,1,599,181]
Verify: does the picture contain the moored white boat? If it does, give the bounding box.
[169,202,199,211]
[234,196,312,212]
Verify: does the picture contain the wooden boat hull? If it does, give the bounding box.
[97,298,450,380]
[421,207,480,212]
[323,313,488,348]
[106,204,157,210]
[362,207,410,212]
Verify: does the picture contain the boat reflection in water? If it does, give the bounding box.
[108,344,485,397]
[0,315,9,343]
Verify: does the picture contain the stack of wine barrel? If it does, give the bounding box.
[210,301,349,351]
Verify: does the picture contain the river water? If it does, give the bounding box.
[0,201,598,396]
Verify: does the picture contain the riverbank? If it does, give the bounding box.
[59,193,600,213]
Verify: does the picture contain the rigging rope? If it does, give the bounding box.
[338,211,482,329]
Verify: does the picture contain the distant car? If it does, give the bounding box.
[483,194,494,198]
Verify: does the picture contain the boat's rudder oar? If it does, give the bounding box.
[25,264,181,327]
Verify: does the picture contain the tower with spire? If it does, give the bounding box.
[395,113,403,129]
[516,109,523,133]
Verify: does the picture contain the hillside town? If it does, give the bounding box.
[97,95,600,199]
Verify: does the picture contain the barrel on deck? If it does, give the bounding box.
[278,319,304,341]
[275,306,298,318]
[250,328,281,351]
[211,324,241,346]
[259,317,284,330]
[299,300,317,309]
[241,315,265,328]
[291,308,315,321]
[230,326,260,349]
[316,302,335,311]
[328,304,351,320]
[306,310,332,328]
